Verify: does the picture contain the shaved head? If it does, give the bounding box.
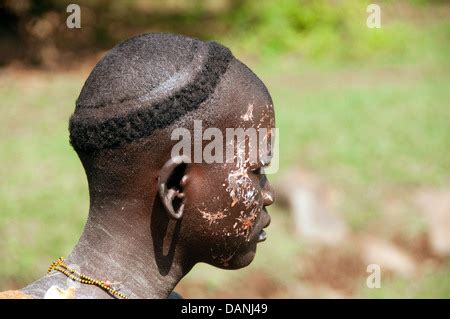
[69,33,233,152]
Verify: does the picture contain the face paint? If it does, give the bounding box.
[210,242,238,268]
[257,104,274,129]
[197,207,227,226]
[226,168,257,208]
[241,103,254,122]
[225,139,258,209]
[235,208,259,241]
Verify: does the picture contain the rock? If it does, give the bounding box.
[361,236,416,276]
[275,169,348,245]
[416,189,450,256]
[0,290,32,299]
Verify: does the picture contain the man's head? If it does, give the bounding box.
[69,33,275,270]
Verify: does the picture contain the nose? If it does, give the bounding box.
[262,183,275,206]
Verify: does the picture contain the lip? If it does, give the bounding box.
[258,230,267,242]
[257,209,271,243]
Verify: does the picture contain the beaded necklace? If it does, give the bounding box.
[48,257,128,299]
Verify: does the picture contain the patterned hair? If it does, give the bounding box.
[69,33,233,152]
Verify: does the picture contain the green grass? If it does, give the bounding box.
[0,74,89,284]
[264,61,450,231]
[1,19,449,296]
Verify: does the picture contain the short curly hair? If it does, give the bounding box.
[69,33,233,152]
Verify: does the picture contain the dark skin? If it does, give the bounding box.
[21,60,275,299]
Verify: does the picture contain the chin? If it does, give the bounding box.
[227,254,256,269]
[218,242,258,270]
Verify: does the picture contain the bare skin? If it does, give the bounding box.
[21,59,275,299]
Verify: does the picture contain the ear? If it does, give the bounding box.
[158,156,190,220]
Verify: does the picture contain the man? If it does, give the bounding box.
[8,32,275,299]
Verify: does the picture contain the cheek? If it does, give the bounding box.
[184,165,263,267]
[224,156,262,210]
[212,175,263,244]
[191,185,262,260]
[226,170,259,209]
[196,207,227,227]
[208,205,261,268]
[222,166,264,241]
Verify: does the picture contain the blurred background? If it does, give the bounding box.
[0,0,449,298]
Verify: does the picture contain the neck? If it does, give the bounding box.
[64,197,192,299]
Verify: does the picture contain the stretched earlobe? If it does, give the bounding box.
[158,156,190,220]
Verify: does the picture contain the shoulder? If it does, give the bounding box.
[168,291,183,299]
[0,290,33,299]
